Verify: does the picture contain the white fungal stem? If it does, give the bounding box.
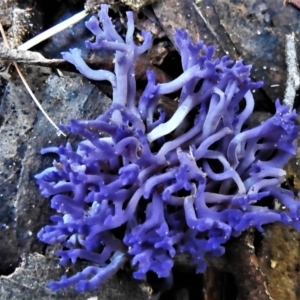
[147,96,194,143]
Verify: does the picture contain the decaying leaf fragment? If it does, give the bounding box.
[121,0,158,10]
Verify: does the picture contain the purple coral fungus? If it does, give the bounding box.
[36,4,299,292]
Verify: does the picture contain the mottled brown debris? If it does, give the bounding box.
[285,0,300,10]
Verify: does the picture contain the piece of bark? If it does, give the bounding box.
[206,232,273,300]
[257,223,300,300]
[0,66,49,273]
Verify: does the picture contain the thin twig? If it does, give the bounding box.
[18,10,89,51]
[0,173,15,185]
[283,33,300,110]
[0,21,66,136]
[0,46,172,83]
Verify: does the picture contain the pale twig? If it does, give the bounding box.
[0,21,66,136]
[283,33,300,110]
[0,45,65,67]
[0,173,15,185]
[18,10,89,51]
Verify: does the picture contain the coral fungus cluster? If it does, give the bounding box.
[36,4,299,291]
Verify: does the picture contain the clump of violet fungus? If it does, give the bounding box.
[36,4,300,292]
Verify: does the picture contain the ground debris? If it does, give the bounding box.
[0,253,156,300]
